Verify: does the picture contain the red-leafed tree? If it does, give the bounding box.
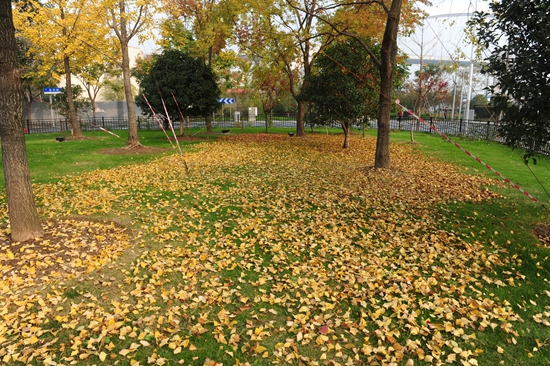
[253,63,292,129]
[414,63,451,117]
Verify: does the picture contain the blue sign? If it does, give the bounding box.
[218,98,235,104]
[44,87,62,94]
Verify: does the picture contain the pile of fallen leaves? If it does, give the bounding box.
[0,134,545,365]
[0,219,130,291]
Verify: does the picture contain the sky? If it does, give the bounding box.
[132,0,493,55]
[399,0,492,66]
[422,0,490,17]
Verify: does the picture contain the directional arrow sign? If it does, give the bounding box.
[44,87,62,94]
[218,98,235,104]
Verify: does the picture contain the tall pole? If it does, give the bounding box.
[464,59,475,121]
[451,74,457,119]
[458,70,465,118]
[464,0,478,125]
[49,95,54,121]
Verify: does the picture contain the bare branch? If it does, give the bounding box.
[127,5,146,40]
[285,0,383,68]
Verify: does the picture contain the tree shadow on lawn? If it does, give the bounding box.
[0,217,132,291]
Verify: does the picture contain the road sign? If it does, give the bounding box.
[44,87,62,94]
[218,98,235,104]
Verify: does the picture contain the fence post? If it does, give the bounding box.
[26,119,30,134]
[459,119,463,135]
[429,117,433,133]
[486,121,490,140]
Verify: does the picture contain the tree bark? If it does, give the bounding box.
[342,123,350,148]
[205,113,213,133]
[0,0,43,242]
[374,0,403,169]
[121,40,140,147]
[296,100,306,136]
[64,54,83,137]
[59,7,82,137]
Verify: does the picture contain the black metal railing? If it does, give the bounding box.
[26,113,548,155]
[24,114,303,134]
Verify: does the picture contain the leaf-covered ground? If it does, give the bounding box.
[0,134,547,365]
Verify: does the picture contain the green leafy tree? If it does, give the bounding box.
[160,0,246,133]
[135,49,221,135]
[102,78,128,101]
[300,38,380,148]
[52,85,91,122]
[471,94,488,107]
[471,0,550,153]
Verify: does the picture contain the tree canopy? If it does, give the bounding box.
[135,49,221,124]
[300,38,381,148]
[13,0,113,137]
[471,0,550,153]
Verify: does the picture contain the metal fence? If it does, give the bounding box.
[25,112,550,157]
[26,114,499,135]
[374,116,499,141]
[24,114,305,134]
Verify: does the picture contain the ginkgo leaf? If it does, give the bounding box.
[0,134,536,366]
[99,352,107,362]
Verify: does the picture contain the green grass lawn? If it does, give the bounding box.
[0,129,548,365]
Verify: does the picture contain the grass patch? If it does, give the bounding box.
[0,131,549,365]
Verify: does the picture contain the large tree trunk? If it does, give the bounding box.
[60,8,81,137]
[0,0,43,242]
[296,100,306,137]
[342,123,350,148]
[91,99,97,120]
[120,35,141,148]
[121,41,140,147]
[64,55,82,137]
[179,116,189,136]
[296,66,310,137]
[374,0,403,169]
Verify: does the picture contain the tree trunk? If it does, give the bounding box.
[26,98,32,129]
[342,123,350,148]
[121,43,139,147]
[64,55,82,137]
[374,0,403,169]
[59,8,82,137]
[91,99,97,120]
[0,0,43,242]
[205,113,213,133]
[296,100,306,136]
[179,116,186,136]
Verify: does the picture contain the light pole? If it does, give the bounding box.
[464,0,479,125]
